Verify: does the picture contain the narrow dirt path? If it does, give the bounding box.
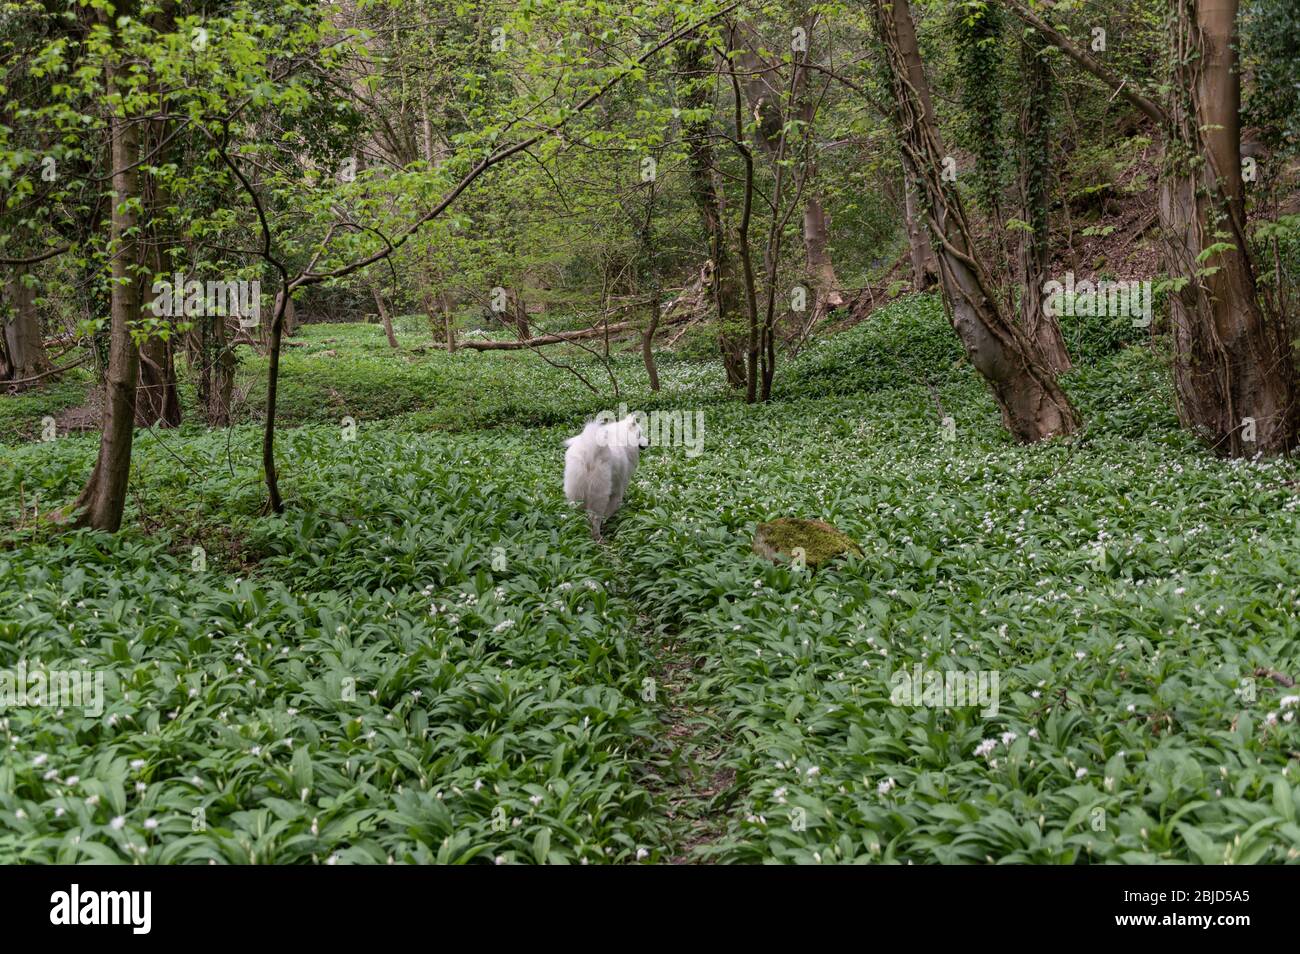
[647,619,734,863]
[602,524,736,862]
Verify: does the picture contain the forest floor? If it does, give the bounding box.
[4,297,1300,863]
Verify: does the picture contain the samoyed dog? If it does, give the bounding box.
[563,413,648,541]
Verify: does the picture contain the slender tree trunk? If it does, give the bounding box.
[1161,0,1296,454]
[870,0,1078,442]
[262,279,291,513]
[642,301,661,392]
[371,283,399,348]
[738,19,844,321]
[210,316,234,426]
[803,193,846,316]
[440,289,456,353]
[75,14,141,531]
[636,175,662,392]
[2,266,52,386]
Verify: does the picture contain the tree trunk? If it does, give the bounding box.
[135,332,182,426]
[1161,0,1296,454]
[505,287,530,339]
[137,226,181,426]
[190,312,210,413]
[210,316,234,426]
[901,151,939,290]
[75,14,141,531]
[677,31,747,389]
[439,289,456,353]
[738,20,845,321]
[1016,32,1071,373]
[803,194,846,316]
[870,0,1078,442]
[371,283,399,348]
[282,291,298,336]
[274,288,297,339]
[1003,0,1296,454]
[642,300,661,392]
[2,266,52,386]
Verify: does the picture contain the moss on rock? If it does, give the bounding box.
[752,518,861,569]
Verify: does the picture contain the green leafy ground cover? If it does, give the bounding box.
[3,295,1299,863]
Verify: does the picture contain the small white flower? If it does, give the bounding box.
[1075,768,1088,779]
[877,777,896,796]
[635,847,649,861]
[974,739,997,758]
[1000,732,1017,747]
[144,818,158,830]
[110,815,125,830]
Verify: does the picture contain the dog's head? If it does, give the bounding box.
[621,413,650,449]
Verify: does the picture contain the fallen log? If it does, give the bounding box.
[454,311,693,350]
[453,267,710,351]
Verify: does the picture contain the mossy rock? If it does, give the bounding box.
[752,518,862,569]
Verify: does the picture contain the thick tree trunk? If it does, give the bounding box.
[505,288,530,339]
[2,266,52,386]
[1017,33,1071,373]
[282,291,298,336]
[132,2,181,429]
[371,283,400,348]
[1161,0,1296,454]
[871,0,1078,442]
[1004,0,1296,454]
[75,20,140,531]
[273,288,297,339]
[135,332,182,426]
[677,31,747,389]
[901,152,939,291]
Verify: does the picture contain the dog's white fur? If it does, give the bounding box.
[563,414,647,540]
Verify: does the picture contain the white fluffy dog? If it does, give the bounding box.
[563,413,647,541]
